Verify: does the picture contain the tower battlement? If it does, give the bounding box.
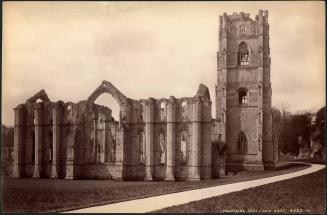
[220,10,269,29]
[223,12,251,20]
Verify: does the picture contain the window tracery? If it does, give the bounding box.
[238,42,250,66]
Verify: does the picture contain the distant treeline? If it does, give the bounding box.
[272,106,325,159]
[1,124,14,175]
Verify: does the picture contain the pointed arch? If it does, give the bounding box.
[25,89,51,104]
[237,87,249,104]
[181,100,188,122]
[87,81,128,107]
[159,100,166,122]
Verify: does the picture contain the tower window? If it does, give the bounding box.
[238,88,248,105]
[238,42,249,66]
[240,25,246,33]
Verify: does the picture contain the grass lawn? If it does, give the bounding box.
[1,162,310,212]
[156,169,326,214]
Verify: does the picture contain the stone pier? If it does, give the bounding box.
[144,99,155,180]
[165,97,176,180]
[33,103,43,178]
[12,105,26,178]
[189,98,201,180]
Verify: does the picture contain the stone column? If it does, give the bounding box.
[144,99,154,180]
[201,101,212,179]
[166,97,176,181]
[93,117,98,163]
[12,104,26,178]
[189,98,201,180]
[104,112,111,163]
[33,103,43,178]
[51,102,62,178]
[65,106,78,179]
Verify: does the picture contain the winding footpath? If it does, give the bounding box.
[65,163,325,213]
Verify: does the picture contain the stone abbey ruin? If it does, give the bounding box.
[12,10,276,181]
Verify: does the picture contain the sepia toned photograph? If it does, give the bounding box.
[1,1,325,213]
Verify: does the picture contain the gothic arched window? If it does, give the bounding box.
[160,101,166,122]
[159,133,166,164]
[238,88,248,105]
[181,101,187,121]
[180,131,187,164]
[238,42,249,66]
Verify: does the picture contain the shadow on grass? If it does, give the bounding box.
[275,162,310,170]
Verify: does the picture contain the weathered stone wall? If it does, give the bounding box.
[12,81,213,181]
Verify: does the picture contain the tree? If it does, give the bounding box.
[281,112,313,156]
[280,113,297,155]
[273,105,293,155]
[311,106,326,156]
[274,104,313,156]
[272,107,282,157]
[291,112,312,148]
[1,124,14,176]
[315,106,325,143]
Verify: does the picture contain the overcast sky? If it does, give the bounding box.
[2,1,325,126]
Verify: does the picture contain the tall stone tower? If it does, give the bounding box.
[216,10,275,171]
